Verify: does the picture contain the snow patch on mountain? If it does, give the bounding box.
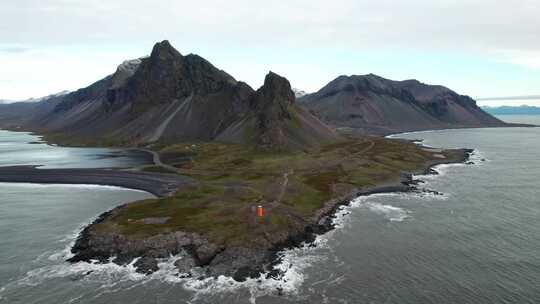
[0,91,70,104]
[292,88,307,98]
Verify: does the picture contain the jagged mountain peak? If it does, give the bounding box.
[0,42,327,151]
[150,40,182,60]
[243,72,337,151]
[256,71,295,105]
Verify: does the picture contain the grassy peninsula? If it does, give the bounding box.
[69,135,470,279]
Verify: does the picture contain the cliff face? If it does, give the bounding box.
[299,74,506,135]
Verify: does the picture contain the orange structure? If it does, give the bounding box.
[256,205,264,217]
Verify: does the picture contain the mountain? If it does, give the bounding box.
[0,41,337,150]
[298,74,506,135]
[0,96,65,130]
[477,95,540,101]
[482,105,540,115]
[0,91,69,105]
[217,72,336,151]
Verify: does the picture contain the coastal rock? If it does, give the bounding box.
[174,255,198,274]
[68,205,216,274]
[134,256,159,274]
[193,243,224,265]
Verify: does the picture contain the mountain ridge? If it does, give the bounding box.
[0,41,337,150]
[0,41,508,144]
[299,74,506,135]
[482,105,540,115]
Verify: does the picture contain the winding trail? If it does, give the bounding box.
[135,148,179,173]
[276,169,292,203]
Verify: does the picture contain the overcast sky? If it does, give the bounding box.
[1,0,540,106]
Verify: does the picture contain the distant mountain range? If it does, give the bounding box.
[477,95,540,101]
[0,91,69,104]
[482,105,540,115]
[0,40,508,148]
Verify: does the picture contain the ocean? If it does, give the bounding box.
[0,116,539,303]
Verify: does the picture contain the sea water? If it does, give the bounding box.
[1,116,540,303]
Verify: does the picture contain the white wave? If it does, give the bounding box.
[333,194,412,226]
[411,190,449,201]
[47,229,81,262]
[9,258,145,290]
[365,202,410,222]
[154,238,330,303]
[468,149,489,164]
[8,235,329,304]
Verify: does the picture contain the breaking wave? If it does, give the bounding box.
[3,226,331,304]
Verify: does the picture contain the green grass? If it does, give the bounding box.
[94,136,465,246]
[141,165,177,174]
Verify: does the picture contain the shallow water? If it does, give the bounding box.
[0,130,150,168]
[1,119,540,303]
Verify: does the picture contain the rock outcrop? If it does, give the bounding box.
[218,72,338,151]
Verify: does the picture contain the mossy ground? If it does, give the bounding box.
[140,165,177,174]
[95,136,464,247]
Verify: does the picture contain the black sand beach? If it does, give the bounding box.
[0,166,195,197]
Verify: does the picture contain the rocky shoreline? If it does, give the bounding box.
[66,147,473,281]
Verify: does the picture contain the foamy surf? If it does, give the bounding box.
[468,149,488,164]
[332,194,412,228]
[151,236,332,303]
[4,230,331,304]
[365,202,410,222]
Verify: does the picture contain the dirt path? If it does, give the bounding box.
[135,148,180,173]
[276,169,292,203]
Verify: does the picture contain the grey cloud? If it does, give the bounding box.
[0,0,539,54]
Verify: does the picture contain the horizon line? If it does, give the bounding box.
[477,95,540,101]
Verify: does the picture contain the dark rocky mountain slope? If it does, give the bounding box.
[0,41,337,150]
[298,74,506,135]
[217,72,337,151]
